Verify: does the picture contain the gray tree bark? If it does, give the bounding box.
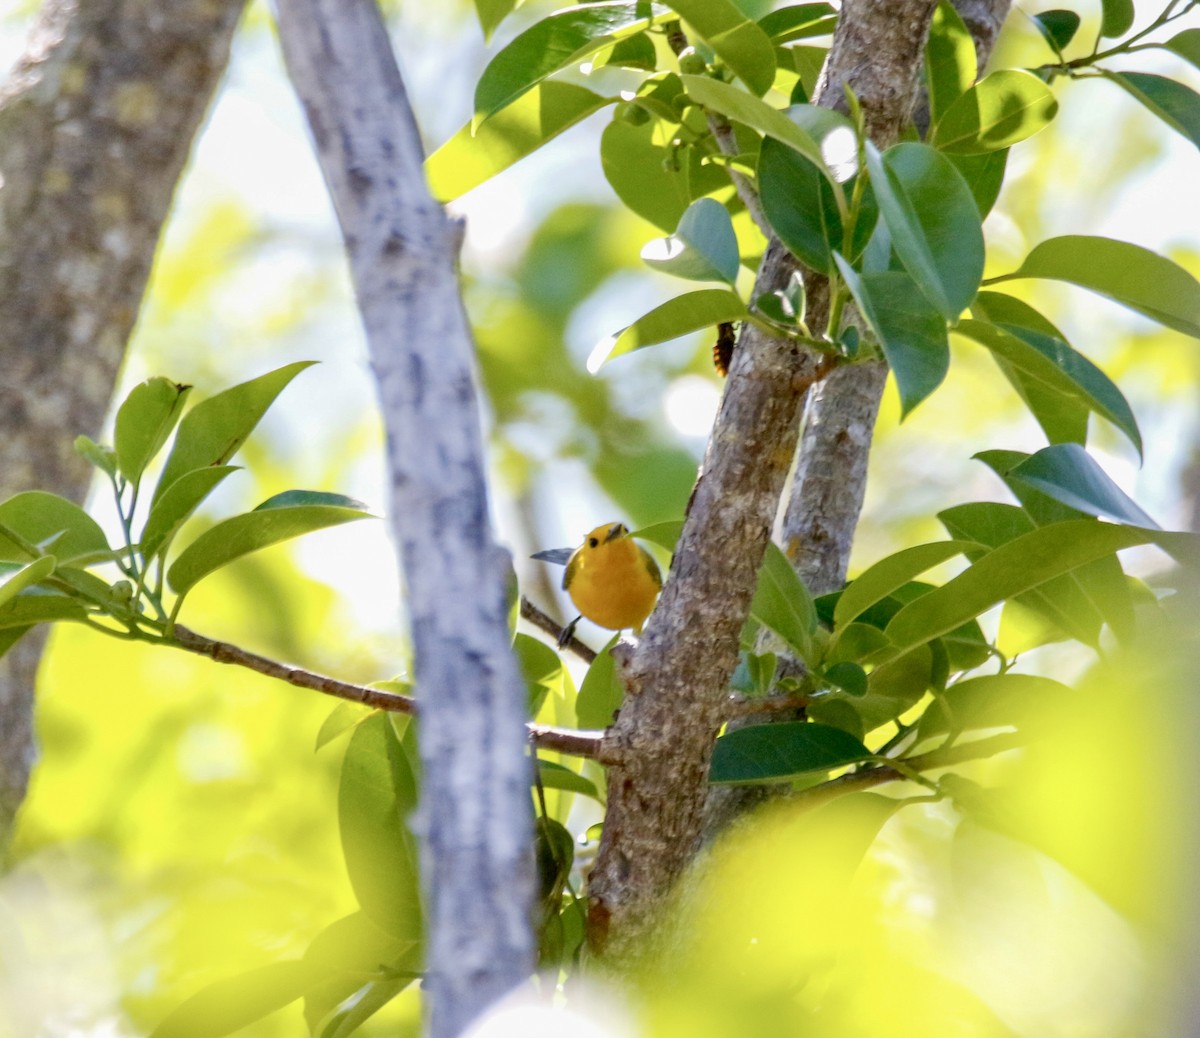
[274,2,535,1035]
[0,0,248,849]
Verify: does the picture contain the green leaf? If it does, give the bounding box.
[823,660,868,697]
[865,142,984,319]
[150,960,320,1038]
[709,721,872,784]
[631,519,684,552]
[883,521,1187,655]
[167,501,373,595]
[599,112,729,232]
[152,362,315,506]
[0,492,109,564]
[925,0,976,127]
[575,636,623,728]
[758,3,837,43]
[0,593,89,631]
[1033,10,1081,54]
[139,466,240,563]
[312,977,416,1038]
[668,0,776,95]
[1108,71,1200,151]
[538,760,601,800]
[473,0,516,42]
[641,198,740,283]
[933,70,1058,155]
[115,377,191,486]
[473,2,664,123]
[1164,29,1200,71]
[516,632,563,716]
[992,235,1200,338]
[918,673,1070,739]
[1007,444,1158,528]
[834,540,979,630]
[315,701,375,752]
[957,316,1142,456]
[1099,0,1134,38]
[749,542,817,662]
[429,83,610,202]
[594,32,658,70]
[0,556,56,609]
[837,264,950,416]
[74,435,118,477]
[948,149,1009,219]
[592,289,746,368]
[680,75,828,173]
[758,136,842,274]
[338,714,422,939]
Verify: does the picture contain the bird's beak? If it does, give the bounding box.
[604,523,627,543]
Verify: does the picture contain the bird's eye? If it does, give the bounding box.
[588,537,599,548]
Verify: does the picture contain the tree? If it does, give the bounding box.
[2,0,1200,1035]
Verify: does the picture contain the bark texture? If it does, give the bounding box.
[0,0,247,848]
[587,0,955,962]
[274,3,535,1035]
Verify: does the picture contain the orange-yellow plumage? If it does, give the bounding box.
[562,522,662,634]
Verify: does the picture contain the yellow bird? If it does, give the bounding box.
[533,522,662,645]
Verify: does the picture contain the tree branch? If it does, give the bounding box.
[274,2,534,1033]
[0,0,248,847]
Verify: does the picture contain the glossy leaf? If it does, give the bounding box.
[1007,444,1158,528]
[1108,71,1200,151]
[991,235,1200,338]
[593,32,658,70]
[474,2,663,122]
[152,362,315,505]
[338,714,422,940]
[115,377,191,486]
[139,466,240,562]
[167,500,373,595]
[0,491,109,564]
[949,149,1009,219]
[823,661,868,698]
[925,0,976,127]
[1099,0,1134,38]
[758,3,837,43]
[933,70,1058,155]
[749,542,817,662]
[834,540,978,630]
[576,635,623,728]
[429,83,610,202]
[883,520,1186,655]
[1164,29,1200,71]
[0,556,56,609]
[599,114,729,232]
[957,317,1143,455]
[865,142,984,319]
[680,75,828,173]
[0,593,88,631]
[149,960,319,1038]
[918,673,1070,738]
[836,262,950,416]
[668,0,776,96]
[641,198,740,283]
[758,136,842,274]
[709,721,872,784]
[1033,9,1081,54]
[592,289,747,368]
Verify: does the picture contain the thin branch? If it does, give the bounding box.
[519,596,597,664]
[724,691,809,719]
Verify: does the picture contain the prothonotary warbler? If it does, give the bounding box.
[532,522,662,646]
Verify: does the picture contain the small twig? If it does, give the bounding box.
[724,690,809,718]
[169,623,605,757]
[519,596,597,664]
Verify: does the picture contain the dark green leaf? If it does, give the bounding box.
[1033,9,1081,54]
[593,32,658,70]
[575,637,623,728]
[933,70,1058,155]
[474,3,663,122]
[1007,444,1158,528]
[0,556,56,609]
[115,377,191,486]
[338,715,422,939]
[429,84,610,202]
[823,660,868,697]
[833,540,979,630]
[593,289,746,368]
[758,3,837,43]
[992,235,1200,338]
[1108,71,1200,150]
[255,490,369,511]
[920,673,1069,739]
[710,721,872,784]
[925,0,976,127]
[538,759,601,799]
[865,141,984,319]
[167,502,373,595]
[835,263,950,416]
[150,961,319,1038]
[1164,28,1200,71]
[139,466,240,562]
[0,492,109,564]
[758,136,842,274]
[668,0,776,95]
[641,198,740,283]
[749,541,817,662]
[948,149,1009,219]
[152,362,315,505]
[1099,0,1134,38]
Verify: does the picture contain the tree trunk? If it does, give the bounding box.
[0,0,248,850]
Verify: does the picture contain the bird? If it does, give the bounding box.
[532,522,662,647]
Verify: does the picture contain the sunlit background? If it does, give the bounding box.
[1,0,1199,1034]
